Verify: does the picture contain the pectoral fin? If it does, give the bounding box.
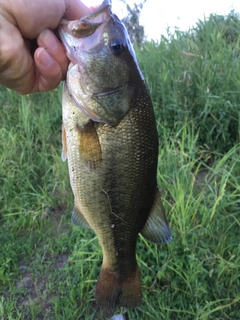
[72,205,91,229]
[77,121,102,171]
[140,190,172,244]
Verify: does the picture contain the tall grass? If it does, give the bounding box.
[1,12,240,320]
[136,12,240,155]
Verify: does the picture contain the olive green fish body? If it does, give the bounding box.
[59,0,172,308]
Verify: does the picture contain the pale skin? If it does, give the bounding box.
[0,0,90,94]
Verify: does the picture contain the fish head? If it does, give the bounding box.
[58,0,143,125]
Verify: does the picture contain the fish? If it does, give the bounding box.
[58,0,172,309]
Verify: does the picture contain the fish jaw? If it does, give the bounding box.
[58,0,111,58]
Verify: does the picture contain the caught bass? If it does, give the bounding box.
[58,0,172,308]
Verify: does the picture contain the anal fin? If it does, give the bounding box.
[72,205,91,229]
[140,189,172,244]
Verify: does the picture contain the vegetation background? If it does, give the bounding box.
[0,7,240,320]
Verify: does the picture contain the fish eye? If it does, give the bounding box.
[110,39,125,56]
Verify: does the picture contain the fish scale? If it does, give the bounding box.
[59,0,172,308]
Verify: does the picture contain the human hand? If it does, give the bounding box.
[0,0,90,94]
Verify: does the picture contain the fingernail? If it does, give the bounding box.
[37,48,53,67]
[40,29,58,51]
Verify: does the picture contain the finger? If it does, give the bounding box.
[64,0,91,20]
[37,29,69,80]
[0,0,91,39]
[0,0,65,38]
[0,14,35,94]
[34,47,63,92]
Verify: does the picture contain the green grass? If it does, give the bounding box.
[1,87,239,319]
[136,12,240,155]
[1,13,240,319]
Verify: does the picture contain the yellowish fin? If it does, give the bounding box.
[95,267,142,308]
[140,190,172,244]
[77,121,102,171]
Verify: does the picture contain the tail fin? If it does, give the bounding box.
[95,267,142,308]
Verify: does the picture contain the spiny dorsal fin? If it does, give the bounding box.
[72,205,91,229]
[140,189,172,244]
